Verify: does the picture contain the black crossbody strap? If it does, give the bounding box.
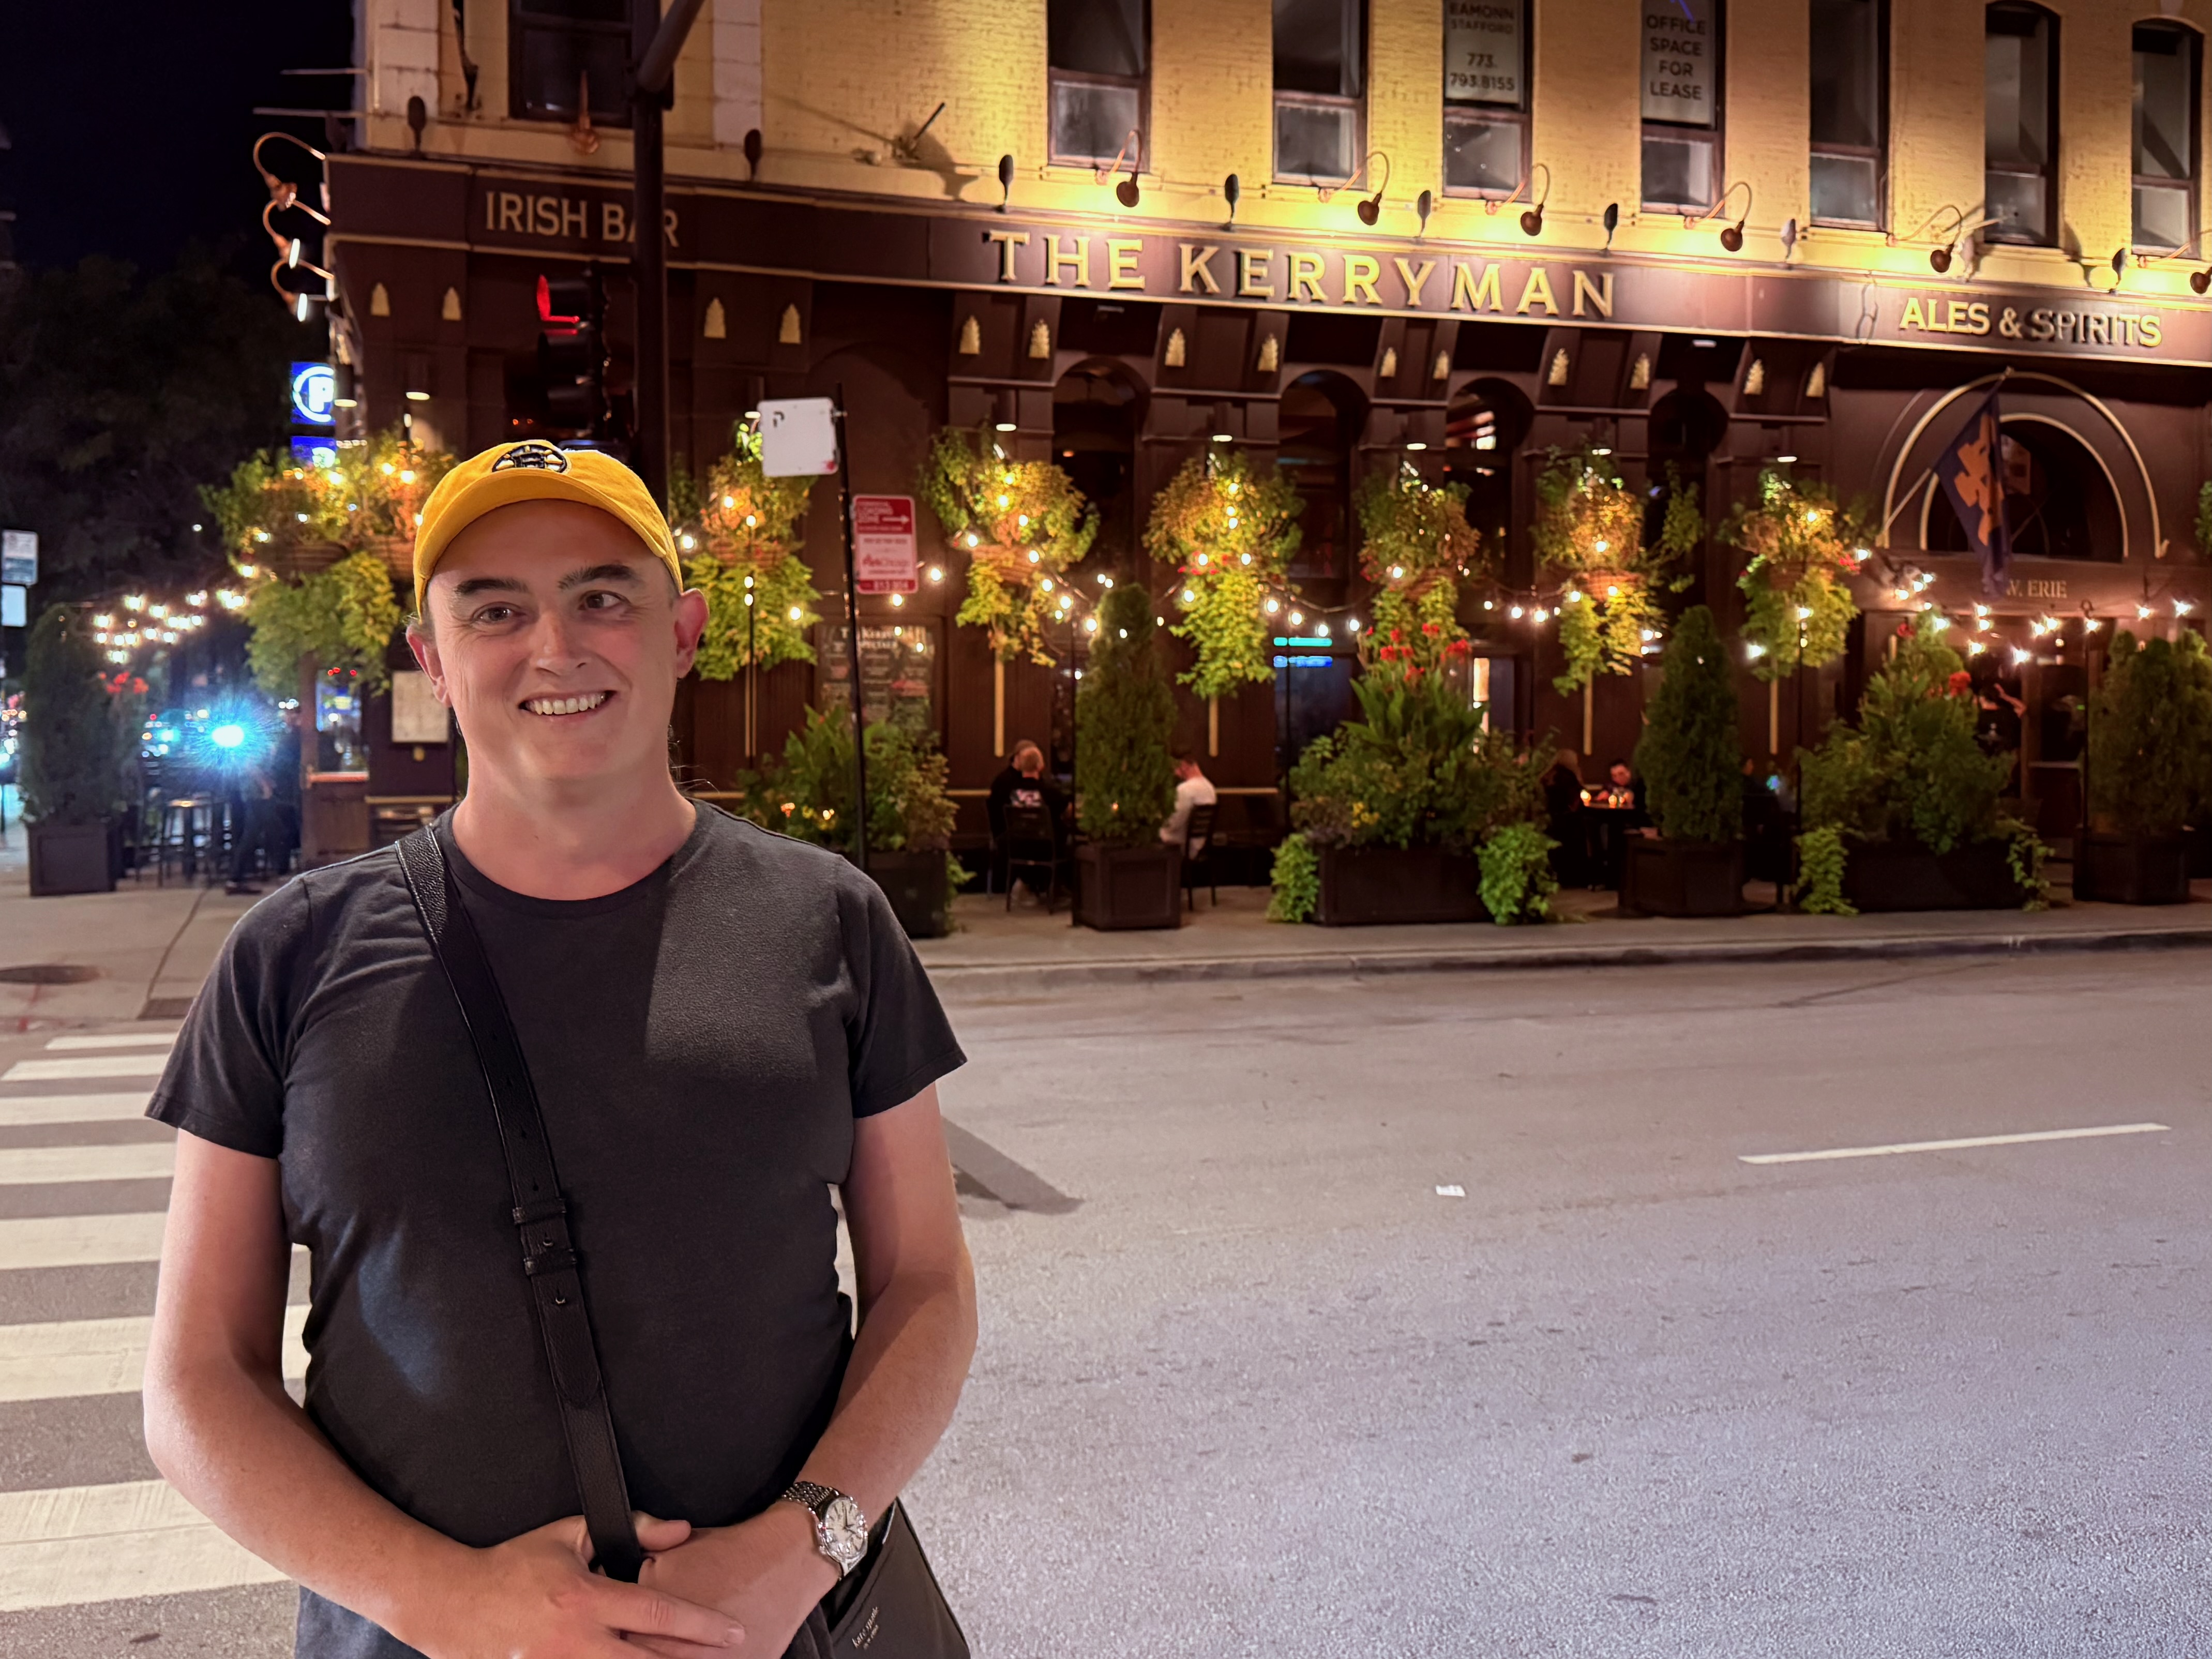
[393,827,646,1583]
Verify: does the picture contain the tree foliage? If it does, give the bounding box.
[922,426,1096,662]
[1534,447,1698,692]
[1724,469,1869,682]
[1074,582,1177,846]
[1145,449,1303,698]
[1800,612,2011,854]
[1634,605,1744,842]
[2088,629,2212,837]
[21,606,142,825]
[0,253,321,602]
[241,551,407,696]
[1353,463,1489,679]
[673,423,823,677]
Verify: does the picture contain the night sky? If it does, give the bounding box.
[0,1,356,273]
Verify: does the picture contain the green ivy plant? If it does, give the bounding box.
[2008,824,2052,912]
[1075,583,1177,846]
[1633,605,1743,843]
[1533,447,1698,693]
[1145,449,1303,699]
[1478,822,1559,925]
[2087,629,2212,837]
[674,422,823,677]
[1794,824,1855,915]
[243,550,406,695]
[1724,470,1870,682]
[1267,834,1321,923]
[922,426,1096,663]
[204,426,453,575]
[1353,464,1491,678]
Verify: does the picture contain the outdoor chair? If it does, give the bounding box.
[1001,804,1064,914]
[1180,801,1220,911]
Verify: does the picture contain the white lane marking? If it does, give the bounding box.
[0,1093,155,1127]
[3,1055,170,1082]
[0,1142,175,1186]
[0,1307,308,1403]
[41,1034,177,1052]
[0,1481,287,1611]
[1740,1122,2173,1165]
[0,1212,169,1270]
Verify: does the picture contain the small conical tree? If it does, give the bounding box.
[2089,630,2212,837]
[22,606,131,827]
[1076,582,1177,847]
[1634,605,1743,843]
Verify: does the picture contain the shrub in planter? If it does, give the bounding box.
[1272,665,1546,925]
[746,707,966,937]
[1626,606,1746,916]
[2079,629,2212,903]
[1074,584,1181,930]
[22,606,140,895]
[1797,613,2031,913]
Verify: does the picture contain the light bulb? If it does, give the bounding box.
[1746,642,1765,658]
[1593,540,1609,555]
[1289,611,1303,626]
[789,606,804,621]
[1263,598,1280,615]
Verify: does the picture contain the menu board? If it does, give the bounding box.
[817,621,937,734]
[1444,1,1524,107]
[1642,0,1717,127]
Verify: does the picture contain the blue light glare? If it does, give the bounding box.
[210,723,248,749]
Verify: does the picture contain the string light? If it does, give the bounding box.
[2178,599,2196,616]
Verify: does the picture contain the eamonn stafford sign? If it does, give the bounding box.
[344,162,2212,370]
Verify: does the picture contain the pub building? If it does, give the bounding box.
[310,0,2209,854]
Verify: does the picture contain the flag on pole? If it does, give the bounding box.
[1934,387,2011,595]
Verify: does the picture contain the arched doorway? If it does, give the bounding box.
[1052,358,1146,579]
[1925,417,2124,563]
[1645,387,1729,608]
[1441,377,1535,736]
[1276,371,1366,601]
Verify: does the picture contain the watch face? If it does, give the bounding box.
[821,1496,869,1562]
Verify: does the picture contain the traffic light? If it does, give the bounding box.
[536,267,608,434]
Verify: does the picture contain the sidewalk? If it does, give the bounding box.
[913,879,2212,990]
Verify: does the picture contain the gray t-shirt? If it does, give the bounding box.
[149,807,964,1658]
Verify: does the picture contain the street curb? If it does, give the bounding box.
[921,919,2212,991]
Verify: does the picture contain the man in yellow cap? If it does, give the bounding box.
[142,440,977,1659]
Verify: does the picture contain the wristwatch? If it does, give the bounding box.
[780,1481,870,1579]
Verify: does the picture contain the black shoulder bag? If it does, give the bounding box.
[395,827,968,1659]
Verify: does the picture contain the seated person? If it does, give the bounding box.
[985,738,1041,846]
[1004,741,1067,830]
[1539,747,1586,885]
[1159,750,1218,853]
[1606,758,1650,828]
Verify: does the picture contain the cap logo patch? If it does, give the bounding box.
[491,440,570,474]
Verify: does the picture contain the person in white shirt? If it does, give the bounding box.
[1159,751,1217,854]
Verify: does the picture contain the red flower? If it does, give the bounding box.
[1421,622,1440,635]
[1946,670,1974,697]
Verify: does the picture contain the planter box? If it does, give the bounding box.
[28,820,117,896]
[2072,832,2192,906]
[865,850,952,940]
[1315,844,1485,926]
[1841,838,2027,913]
[1075,843,1182,931]
[1621,838,1744,917]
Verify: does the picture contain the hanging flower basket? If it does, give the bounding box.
[920,426,1096,663]
[1143,449,1302,699]
[1532,447,1699,693]
[670,423,824,677]
[1353,463,1492,686]
[1723,469,1870,681]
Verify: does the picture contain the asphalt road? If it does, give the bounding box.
[2,951,2206,1657]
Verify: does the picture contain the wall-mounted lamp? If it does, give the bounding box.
[1210,401,1235,443]
[1927,217,2002,275]
[1416,189,1433,239]
[1600,202,1619,252]
[1223,173,1241,230]
[1318,151,1391,227]
[402,353,432,403]
[2133,232,2212,294]
[332,363,358,410]
[993,389,1018,433]
[1780,217,1800,261]
[1684,182,1752,251]
[743,129,763,182]
[996,154,1015,213]
[1487,163,1551,236]
[1093,129,1142,208]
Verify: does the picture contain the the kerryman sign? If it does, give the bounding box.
[404,163,2212,368]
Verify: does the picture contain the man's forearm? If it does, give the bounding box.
[145,1356,468,1649]
[795,1262,978,1522]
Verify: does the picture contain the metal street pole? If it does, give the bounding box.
[629,0,709,504]
[834,387,869,869]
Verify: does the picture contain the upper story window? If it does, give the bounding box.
[1443,1,1530,198]
[509,0,631,127]
[2132,23,2202,251]
[1274,0,1367,184]
[1984,4,2057,245]
[1641,0,1721,212]
[1049,0,1148,168]
[1809,0,1885,227]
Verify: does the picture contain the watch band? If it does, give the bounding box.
[782,1480,845,1515]
[780,1481,870,1579]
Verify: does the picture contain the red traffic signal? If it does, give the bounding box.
[536,273,593,325]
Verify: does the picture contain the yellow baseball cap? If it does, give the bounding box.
[412,440,682,614]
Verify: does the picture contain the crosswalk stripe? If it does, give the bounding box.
[3,1055,171,1083]
[0,1142,175,1186]
[0,1093,155,1127]
[0,1307,309,1403]
[0,1211,170,1270]
[42,1034,178,1052]
[0,1481,288,1611]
